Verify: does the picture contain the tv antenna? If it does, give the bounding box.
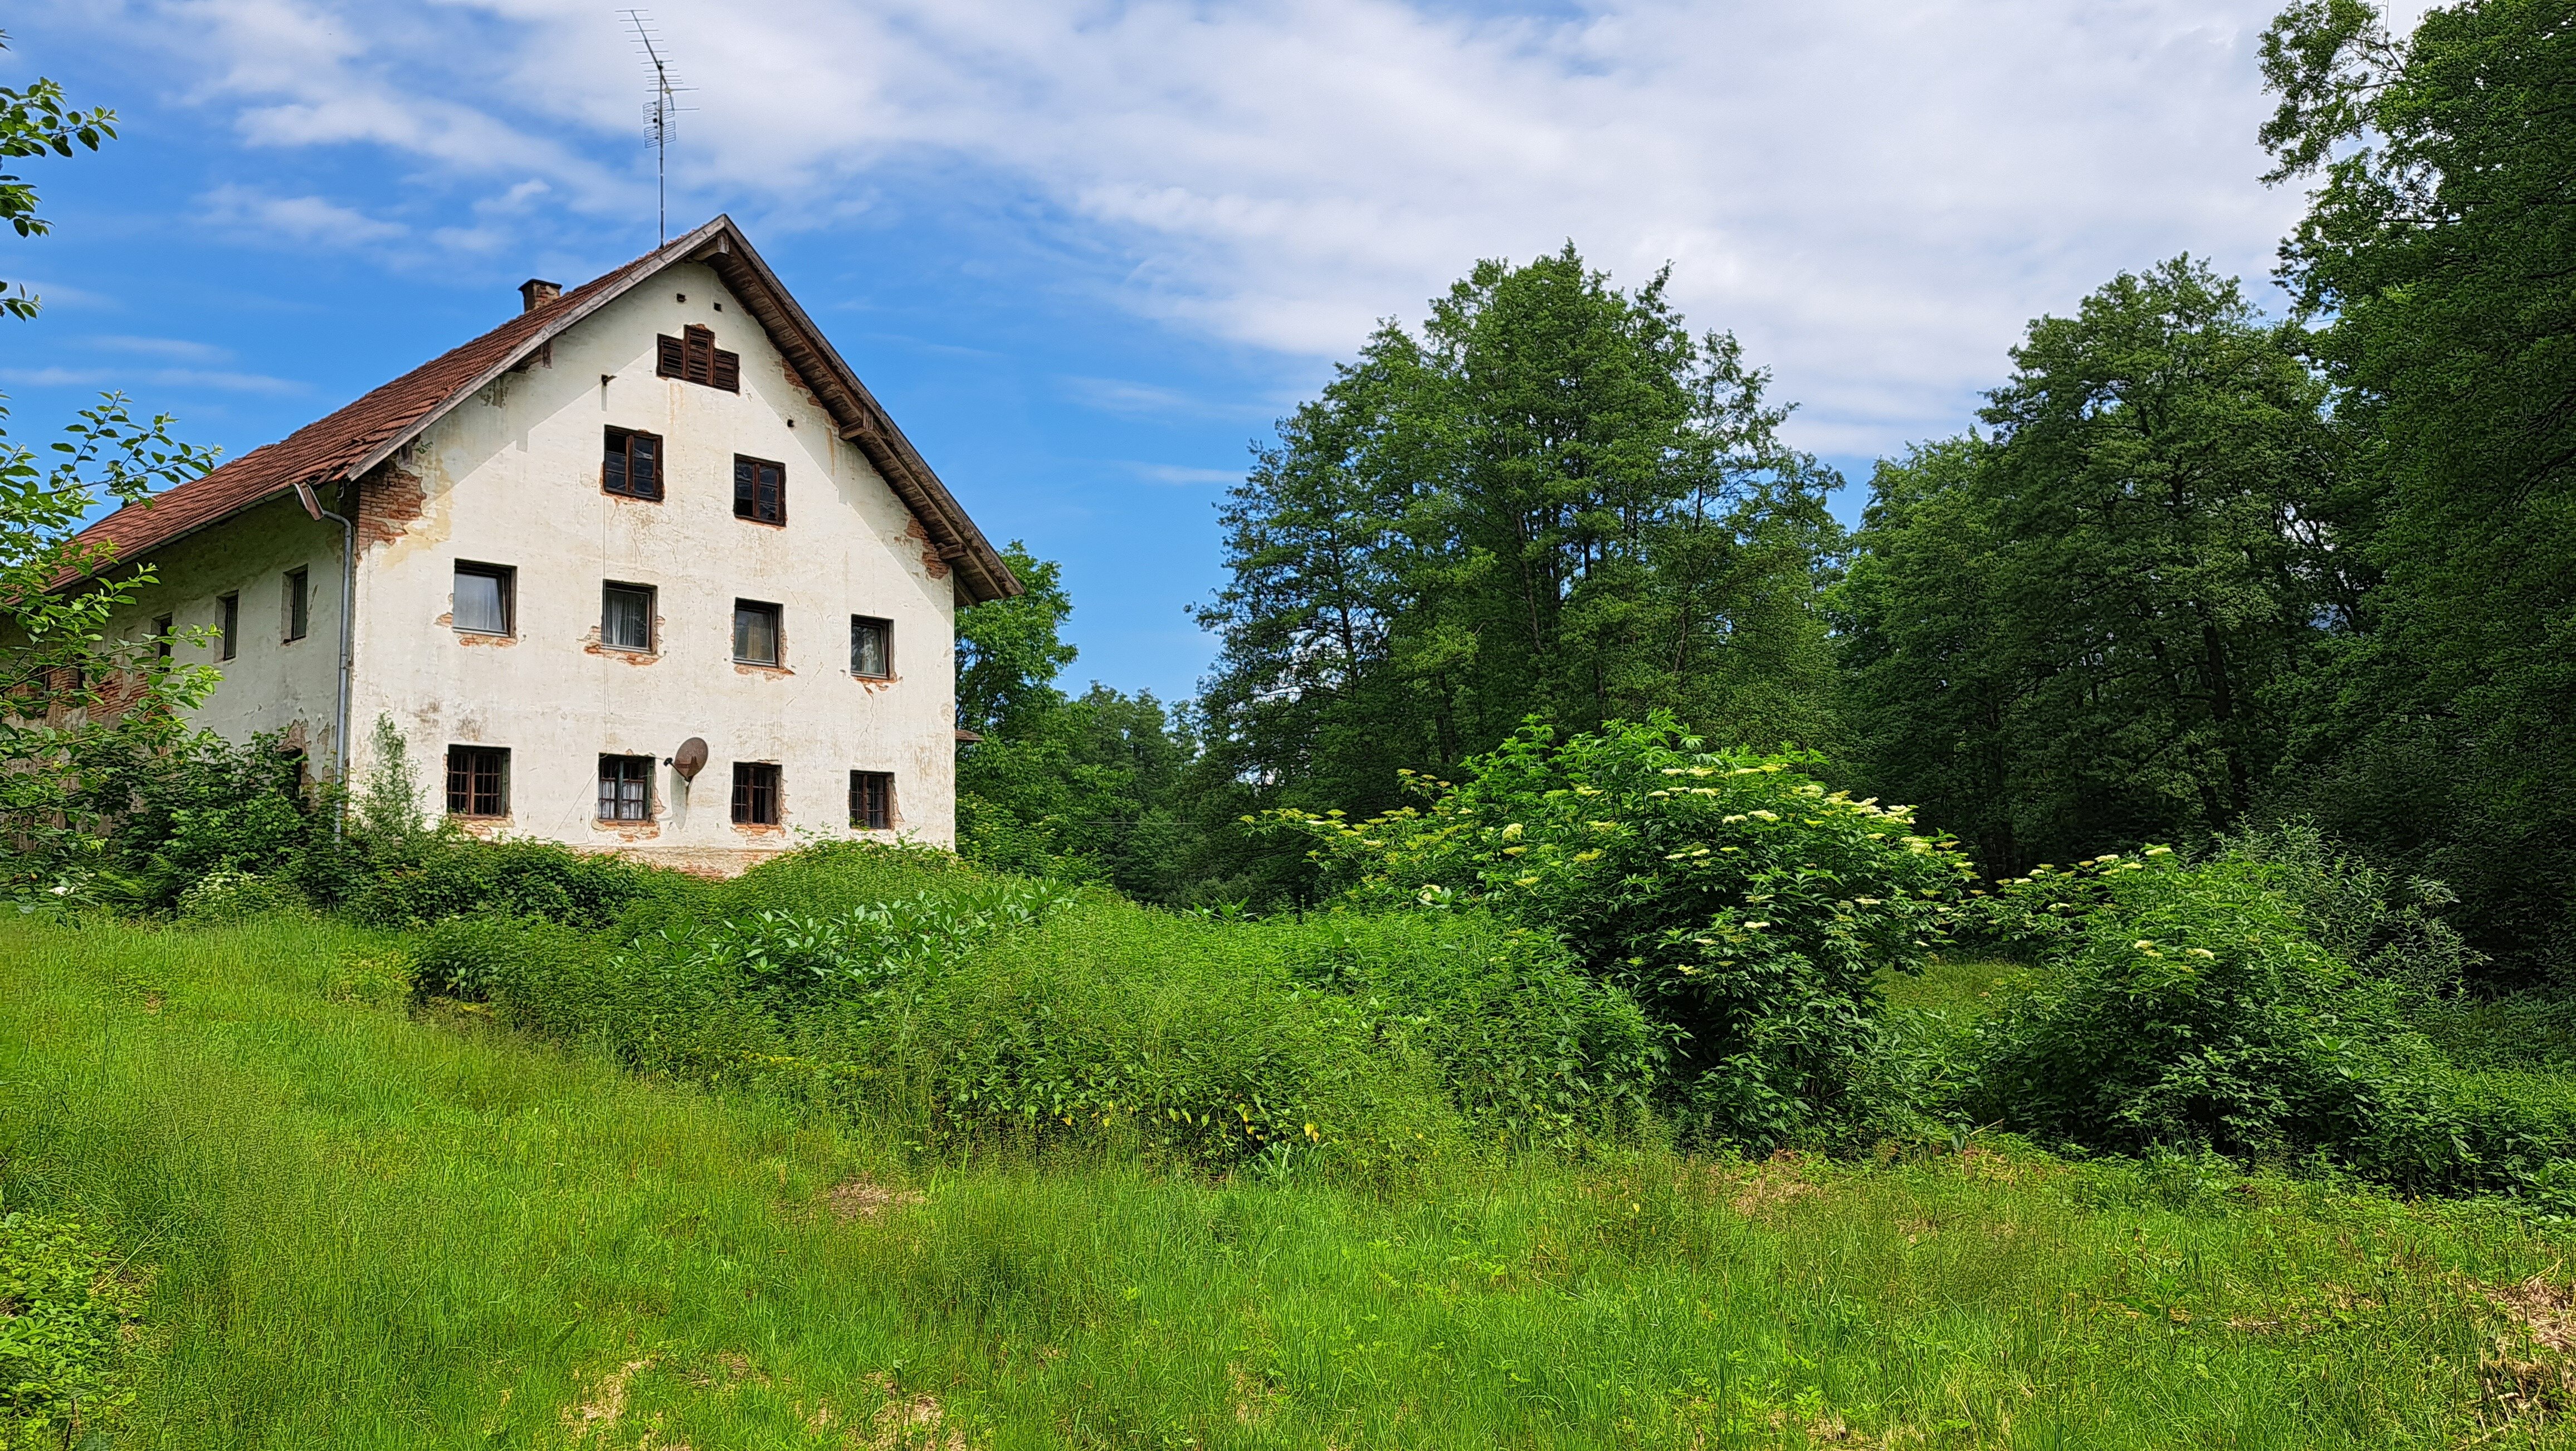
[619,9,692,246]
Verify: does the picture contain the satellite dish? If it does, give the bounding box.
[670,737,708,781]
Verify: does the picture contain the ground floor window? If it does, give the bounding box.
[597,753,652,821]
[445,745,509,817]
[732,761,782,825]
[850,770,893,830]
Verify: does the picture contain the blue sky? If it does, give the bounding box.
[4,0,2322,704]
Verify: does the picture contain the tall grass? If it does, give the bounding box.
[4,917,2574,1447]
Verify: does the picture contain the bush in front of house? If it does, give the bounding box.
[347,833,703,931]
[1274,714,1974,1150]
[409,846,1675,1175]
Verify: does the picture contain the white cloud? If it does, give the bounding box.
[1125,462,1245,487]
[87,334,234,363]
[1061,375,1274,420]
[0,364,304,394]
[118,0,2312,460]
[196,184,407,247]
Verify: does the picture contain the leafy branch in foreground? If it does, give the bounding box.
[0,28,117,319]
[1,395,221,888]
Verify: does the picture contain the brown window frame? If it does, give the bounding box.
[731,761,782,826]
[445,744,510,819]
[602,426,662,501]
[850,770,894,831]
[732,599,782,667]
[597,753,653,822]
[452,562,515,637]
[153,614,173,661]
[850,615,892,679]
[217,593,238,661]
[733,455,786,525]
[656,324,740,392]
[284,567,311,642]
[601,581,655,653]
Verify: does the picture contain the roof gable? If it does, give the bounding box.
[74,217,1019,603]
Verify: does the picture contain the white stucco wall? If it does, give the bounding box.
[103,493,345,761]
[345,261,960,869]
[99,258,966,873]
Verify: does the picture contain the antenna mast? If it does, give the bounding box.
[620,10,691,246]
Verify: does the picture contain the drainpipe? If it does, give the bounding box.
[293,480,357,826]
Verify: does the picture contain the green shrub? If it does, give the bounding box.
[711,839,975,919]
[411,844,1658,1175]
[1276,715,1973,1148]
[352,835,700,930]
[1958,851,2576,1193]
[778,897,1467,1176]
[1968,856,2416,1155]
[420,912,783,1079]
[645,878,1081,1012]
[1948,854,2145,961]
[174,868,309,923]
[1257,910,1666,1150]
[2223,817,2482,998]
[0,1211,148,1448]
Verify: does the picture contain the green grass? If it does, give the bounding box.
[1876,957,2024,1016]
[6,917,2576,1448]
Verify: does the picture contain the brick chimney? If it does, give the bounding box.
[518,278,562,313]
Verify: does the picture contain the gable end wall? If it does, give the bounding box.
[330,261,958,866]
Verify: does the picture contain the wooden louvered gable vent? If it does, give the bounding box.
[656,323,740,393]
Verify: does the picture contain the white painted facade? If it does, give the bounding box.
[101,250,980,873]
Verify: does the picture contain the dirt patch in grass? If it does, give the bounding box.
[827,1176,926,1223]
[1720,1151,1822,1219]
[2470,1272,2576,1437]
[564,1355,654,1439]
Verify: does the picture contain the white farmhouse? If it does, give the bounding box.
[74,216,1017,873]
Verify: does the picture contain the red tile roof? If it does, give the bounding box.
[70,217,1019,601]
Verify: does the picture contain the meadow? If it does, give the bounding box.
[8,905,2576,1449]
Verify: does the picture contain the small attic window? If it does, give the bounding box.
[656,324,738,392]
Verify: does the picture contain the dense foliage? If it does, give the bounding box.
[413,843,1662,1174]
[1834,261,2342,875]
[2247,0,2576,977]
[0,1211,147,1448]
[1196,247,1843,832]
[1954,840,2576,1196]
[1280,717,1970,1146]
[0,32,225,900]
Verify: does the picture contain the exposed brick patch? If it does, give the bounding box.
[582,636,661,666]
[777,354,825,409]
[904,517,950,580]
[357,464,427,551]
[599,845,787,878]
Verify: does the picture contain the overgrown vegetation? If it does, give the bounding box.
[17,916,2576,1448]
